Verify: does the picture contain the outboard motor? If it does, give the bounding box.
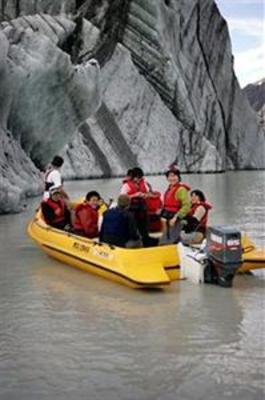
[204,226,242,287]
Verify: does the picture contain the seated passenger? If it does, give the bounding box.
[160,164,191,244]
[181,189,212,245]
[100,195,141,248]
[41,188,71,229]
[72,191,100,238]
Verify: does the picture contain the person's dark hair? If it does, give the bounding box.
[86,191,100,201]
[165,163,181,181]
[131,167,144,179]
[51,155,64,168]
[50,187,61,196]
[126,169,133,177]
[191,189,206,202]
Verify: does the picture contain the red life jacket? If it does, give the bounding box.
[126,178,148,196]
[163,183,190,213]
[145,191,162,214]
[73,203,98,237]
[188,201,212,231]
[125,178,149,211]
[44,198,66,224]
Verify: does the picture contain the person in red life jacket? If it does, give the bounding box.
[181,189,212,245]
[41,188,71,230]
[122,169,133,184]
[43,155,69,202]
[120,167,158,246]
[160,164,191,244]
[72,191,100,238]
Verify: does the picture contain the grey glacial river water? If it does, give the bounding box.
[0,172,264,400]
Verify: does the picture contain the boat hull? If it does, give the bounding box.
[240,235,265,272]
[27,212,181,289]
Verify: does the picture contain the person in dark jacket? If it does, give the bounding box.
[41,188,71,229]
[100,195,141,248]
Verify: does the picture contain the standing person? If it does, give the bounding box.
[41,188,71,230]
[72,191,100,238]
[160,164,191,244]
[43,155,69,201]
[122,169,133,184]
[100,195,141,248]
[181,190,212,245]
[120,167,155,246]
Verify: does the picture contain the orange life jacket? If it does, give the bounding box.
[44,198,66,224]
[163,183,190,213]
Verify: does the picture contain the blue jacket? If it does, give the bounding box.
[100,207,139,247]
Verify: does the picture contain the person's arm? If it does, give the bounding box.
[193,205,206,222]
[120,183,144,198]
[144,181,152,195]
[169,188,191,227]
[175,187,191,219]
[120,183,130,195]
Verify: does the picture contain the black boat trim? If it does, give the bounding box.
[243,259,265,264]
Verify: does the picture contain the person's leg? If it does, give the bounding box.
[159,221,182,245]
[180,231,204,245]
[133,209,152,247]
[125,239,142,248]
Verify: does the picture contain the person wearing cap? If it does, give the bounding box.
[72,191,101,238]
[41,188,71,229]
[160,164,191,244]
[181,189,212,245]
[99,195,141,248]
[43,155,69,201]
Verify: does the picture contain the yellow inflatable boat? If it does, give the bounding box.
[27,210,181,289]
[27,207,264,289]
[240,235,265,272]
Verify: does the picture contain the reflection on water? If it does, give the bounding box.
[0,172,264,400]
